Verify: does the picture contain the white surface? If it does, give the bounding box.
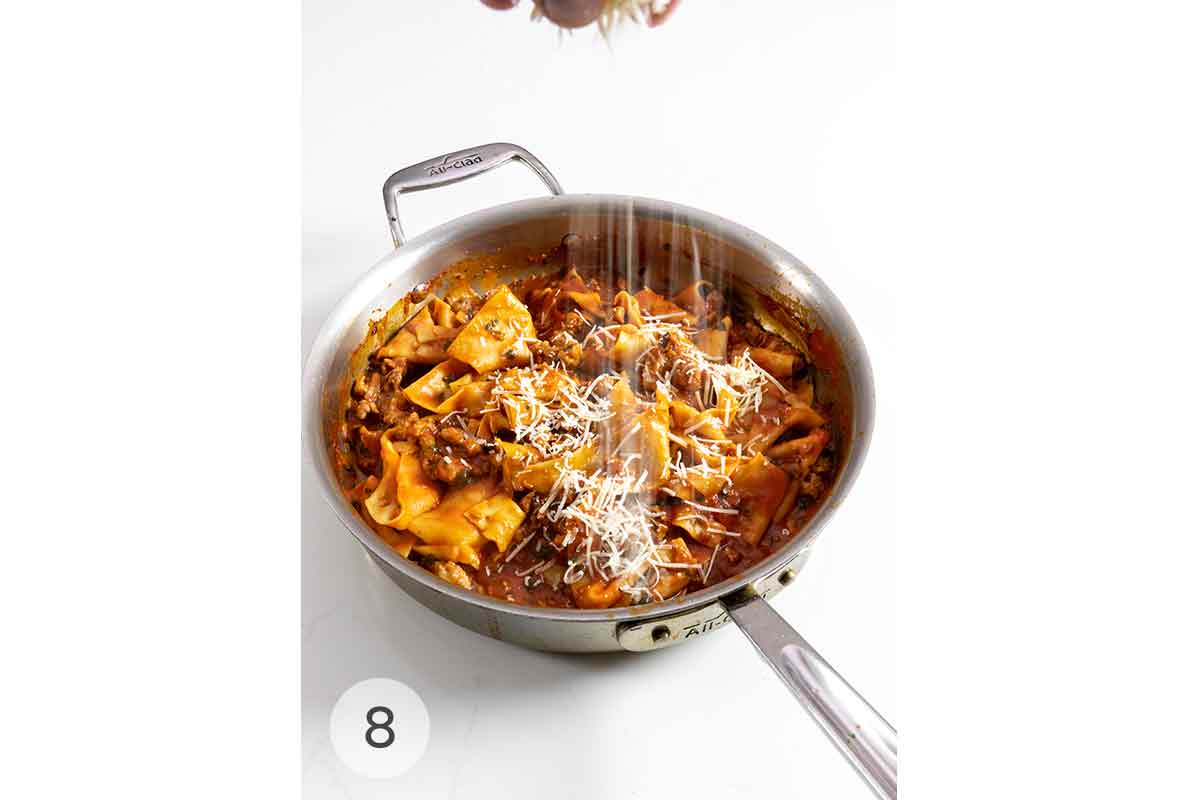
[303,2,896,797]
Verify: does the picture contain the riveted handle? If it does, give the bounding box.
[724,594,898,799]
[382,142,563,247]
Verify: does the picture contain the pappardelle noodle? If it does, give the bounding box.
[334,264,837,609]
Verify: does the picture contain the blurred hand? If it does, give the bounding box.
[477,0,681,30]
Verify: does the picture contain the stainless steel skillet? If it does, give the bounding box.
[303,143,897,798]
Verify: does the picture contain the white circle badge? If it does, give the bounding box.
[329,677,430,779]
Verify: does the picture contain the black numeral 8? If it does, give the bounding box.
[365,705,395,749]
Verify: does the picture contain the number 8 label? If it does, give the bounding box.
[330,678,429,778]
[365,705,396,749]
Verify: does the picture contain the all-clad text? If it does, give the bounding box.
[427,153,482,176]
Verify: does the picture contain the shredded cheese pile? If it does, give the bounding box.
[484,368,616,459]
[485,367,668,596]
[481,312,784,599]
[544,466,665,598]
[703,348,787,422]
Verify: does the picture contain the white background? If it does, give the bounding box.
[2,1,1199,799]
[303,3,896,798]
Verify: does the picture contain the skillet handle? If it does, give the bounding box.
[723,594,898,799]
[382,142,563,247]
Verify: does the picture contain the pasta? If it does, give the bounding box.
[445,285,537,373]
[363,431,441,530]
[336,261,838,609]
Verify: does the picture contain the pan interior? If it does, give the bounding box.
[306,194,873,624]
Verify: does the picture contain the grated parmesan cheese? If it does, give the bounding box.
[477,290,801,603]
